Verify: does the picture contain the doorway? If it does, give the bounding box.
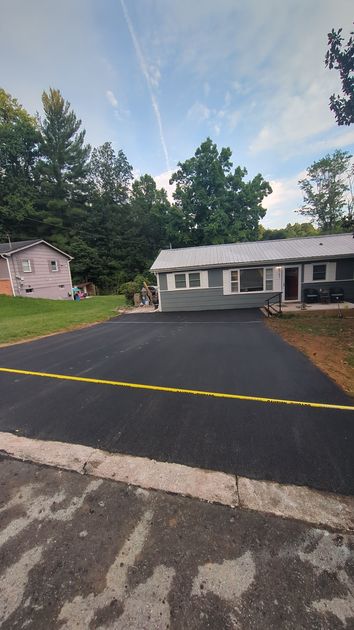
[284,267,299,301]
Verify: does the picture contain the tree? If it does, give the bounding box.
[298,150,352,230]
[0,88,40,238]
[325,26,354,126]
[127,174,171,272]
[170,138,272,246]
[89,142,132,205]
[36,88,91,234]
[259,222,319,241]
[31,88,92,277]
[84,142,134,291]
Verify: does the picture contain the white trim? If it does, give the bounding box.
[2,240,73,260]
[50,259,59,272]
[21,259,32,273]
[304,262,336,283]
[283,265,301,302]
[5,257,15,296]
[223,267,274,295]
[67,261,74,300]
[167,270,208,291]
[156,273,162,311]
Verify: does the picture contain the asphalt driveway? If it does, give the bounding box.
[0,309,353,494]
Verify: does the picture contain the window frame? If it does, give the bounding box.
[224,266,274,295]
[173,271,203,290]
[188,272,201,288]
[50,259,59,272]
[174,273,187,289]
[312,264,326,281]
[21,259,32,273]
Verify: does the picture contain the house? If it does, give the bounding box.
[0,240,73,300]
[151,233,354,312]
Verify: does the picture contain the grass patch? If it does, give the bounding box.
[268,310,354,397]
[0,295,126,344]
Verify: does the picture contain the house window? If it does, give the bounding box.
[189,272,200,288]
[265,268,273,291]
[25,288,33,293]
[231,270,239,293]
[175,273,186,289]
[240,268,264,292]
[50,260,59,272]
[22,259,32,273]
[313,264,326,281]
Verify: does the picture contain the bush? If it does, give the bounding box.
[119,274,149,304]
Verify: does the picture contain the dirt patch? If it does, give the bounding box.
[267,311,354,398]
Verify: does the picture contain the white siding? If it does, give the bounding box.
[304,262,336,283]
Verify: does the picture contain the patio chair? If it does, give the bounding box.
[319,287,330,304]
[304,288,319,303]
[329,286,344,302]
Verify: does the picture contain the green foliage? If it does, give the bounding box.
[259,222,319,240]
[170,138,272,246]
[325,26,354,126]
[0,88,40,237]
[119,274,151,304]
[298,150,352,230]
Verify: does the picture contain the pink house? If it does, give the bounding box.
[0,240,73,300]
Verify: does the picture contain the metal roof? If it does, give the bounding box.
[151,233,354,272]
[0,240,41,255]
[0,239,72,259]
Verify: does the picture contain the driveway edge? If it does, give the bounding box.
[0,431,353,532]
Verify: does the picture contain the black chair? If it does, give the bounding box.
[304,288,319,303]
[319,287,330,304]
[330,287,344,302]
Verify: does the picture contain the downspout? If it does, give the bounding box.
[1,254,15,296]
[67,257,74,300]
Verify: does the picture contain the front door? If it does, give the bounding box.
[284,267,299,301]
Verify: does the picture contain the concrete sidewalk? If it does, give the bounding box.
[0,455,353,629]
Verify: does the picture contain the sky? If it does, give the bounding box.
[1,0,353,228]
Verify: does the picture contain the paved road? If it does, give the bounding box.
[0,455,353,629]
[0,310,353,494]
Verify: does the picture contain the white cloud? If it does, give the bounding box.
[106,90,118,108]
[262,172,306,228]
[187,101,211,122]
[154,170,176,202]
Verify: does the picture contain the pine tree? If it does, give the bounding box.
[36,88,91,233]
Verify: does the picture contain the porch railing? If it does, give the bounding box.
[264,292,282,317]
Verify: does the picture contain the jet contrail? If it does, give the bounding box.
[120,0,171,172]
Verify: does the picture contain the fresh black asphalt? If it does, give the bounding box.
[0,309,353,495]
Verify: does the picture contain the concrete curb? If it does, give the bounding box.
[0,432,353,531]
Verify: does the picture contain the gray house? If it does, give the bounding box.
[151,233,354,312]
[0,240,73,300]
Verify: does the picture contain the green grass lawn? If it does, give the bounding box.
[0,295,126,344]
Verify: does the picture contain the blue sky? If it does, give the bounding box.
[1,0,353,227]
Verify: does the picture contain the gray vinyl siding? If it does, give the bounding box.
[159,287,275,312]
[301,280,354,302]
[336,258,354,280]
[158,273,167,291]
[302,257,354,302]
[208,268,223,287]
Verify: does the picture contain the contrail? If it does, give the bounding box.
[120,0,171,172]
